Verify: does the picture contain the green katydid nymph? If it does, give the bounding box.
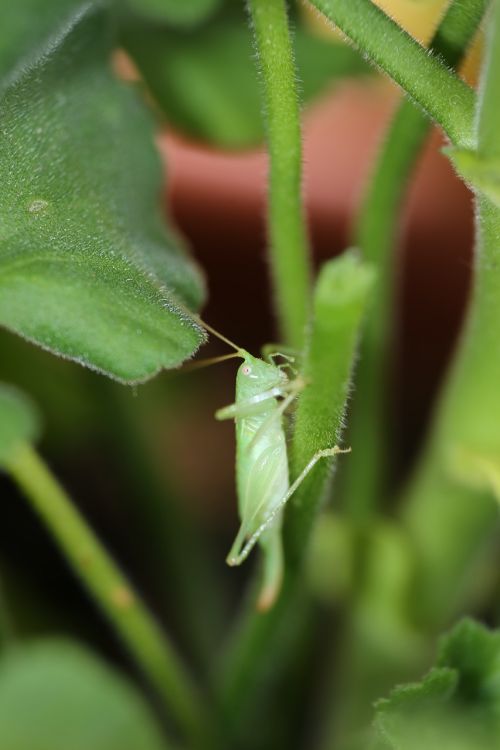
[196,320,350,611]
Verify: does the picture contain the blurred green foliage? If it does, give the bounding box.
[126,0,223,28]
[121,3,369,149]
[0,384,39,467]
[0,639,169,750]
[376,620,500,750]
[0,0,499,749]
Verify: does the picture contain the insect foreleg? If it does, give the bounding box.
[234,446,351,564]
[262,349,298,377]
[261,343,298,363]
[215,386,286,420]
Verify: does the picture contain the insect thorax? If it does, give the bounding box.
[236,353,287,400]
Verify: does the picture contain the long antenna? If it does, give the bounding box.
[182,352,242,372]
[194,316,243,353]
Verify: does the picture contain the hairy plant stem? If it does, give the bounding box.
[309,0,477,149]
[286,253,375,558]
[344,0,489,521]
[218,254,374,740]
[403,0,500,627]
[6,442,206,748]
[318,3,490,746]
[218,574,308,745]
[247,0,311,350]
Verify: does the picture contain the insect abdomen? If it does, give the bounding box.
[236,404,289,534]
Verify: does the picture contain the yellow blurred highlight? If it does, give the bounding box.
[301,0,482,84]
[368,0,446,45]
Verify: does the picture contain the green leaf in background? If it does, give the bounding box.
[0,4,206,384]
[121,7,368,149]
[0,639,170,750]
[0,383,39,468]
[0,0,80,82]
[126,0,223,27]
[376,619,500,750]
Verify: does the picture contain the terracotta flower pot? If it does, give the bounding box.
[159,77,473,470]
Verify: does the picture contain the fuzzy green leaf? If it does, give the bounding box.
[0,0,79,82]
[376,619,500,750]
[0,639,170,750]
[0,383,39,467]
[122,8,368,149]
[0,4,206,384]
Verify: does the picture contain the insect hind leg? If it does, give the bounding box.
[236,446,351,563]
[226,523,251,566]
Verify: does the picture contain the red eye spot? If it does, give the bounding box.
[242,365,251,375]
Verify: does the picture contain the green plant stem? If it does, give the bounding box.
[310,0,477,149]
[478,0,500,160]
[101,382,227,673]
[218,575,308,744]
[316,4,490,745]
[247,0,311,350]
[0,578,15,649]
[6,442,206,747]
[343,0,488,521]
[286,252,375,561]
[345,106,428,522]
[218,253,374,735]
[403,0,500,627]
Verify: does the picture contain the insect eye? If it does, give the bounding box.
[242,365,251,376]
